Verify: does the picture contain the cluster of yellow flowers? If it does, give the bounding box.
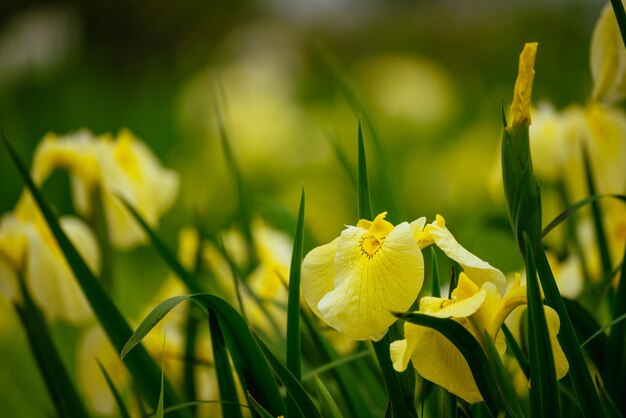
[301,211,569,403]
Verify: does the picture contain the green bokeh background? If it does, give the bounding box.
[0,0,606,415]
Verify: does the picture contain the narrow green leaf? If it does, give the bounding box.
[563,298,607,371]
[534,247,606,418]
[610,0,626,50]
[397,312,504,417]
[525,235,559,418]
[122,295,190,359]
[326,129,357,187]
[357,118,373,220]
[209,311,244,418]
[286,187,306,418]
[482,330,525,418]
[314,41,398,218]
[303,351,370,380]
[596,377,624,418]
[1,134,190,418]
[15,277,90,418]
[120,200,203,294]
[255,334,322,418]
[98,361,131,418]
[314,374,344,418]
[501,323,529,379]
[157,338,165,418]
[183,309,200,416]
[301,309,374,418]
[605,245,626,409]
[214,91,257,270]
[123,294,285,417]
[582,148,613,286]
[431,247,441,298]
[541,194,626,238]
[247,393,277,418]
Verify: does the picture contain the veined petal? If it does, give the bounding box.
[301,238,339,320]
[425,215,506,295]
[390,320,422,372]
[404,323,482,403]
[318,222,423,341]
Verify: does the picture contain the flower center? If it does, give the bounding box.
[360,235,383,258]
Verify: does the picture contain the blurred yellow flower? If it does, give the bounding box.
[301,212,424,341]
[591,1,626,104]
[390,273,569,403]
[31,128,179,250]
[0,194,100,323]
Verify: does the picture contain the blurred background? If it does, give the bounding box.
[0,0,609,415]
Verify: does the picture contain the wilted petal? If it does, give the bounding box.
[425,215,506,295]
[317,221,423,341]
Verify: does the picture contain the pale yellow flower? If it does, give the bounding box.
[0,194,100,323]
[301,212,424,341]
[31,129,179,249]
[591,1,626,104]
[391,274,569,403]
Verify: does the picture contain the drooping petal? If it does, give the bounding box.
[425,215,506,295]
[545,306,569,380]
[317,222,423,341]
[301,238,339,320]
[403,322,482,403]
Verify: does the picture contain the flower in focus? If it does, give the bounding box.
[301,212,424,341]
[31,128,179,249]
[0,194,100,322]
[390,273,569,403]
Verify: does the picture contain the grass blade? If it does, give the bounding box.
[98,361,131,418]
[525,235,559,417]
[15,277,90,418]
[301,310,375,418]
[209,311,244,418]
[482,330,525,418]
[247,393,277,418]
[255,334,322,418]
[357,118,373,220]
[582,148,613,287]
[1,134,190,418]
[120,200,203,294]
[397,312,504,417]
[326,129,357,187]
[541,194,626,238]
[314,374,344,418]
[605,245,626,409]
[286,187,306,417]
[123,294,285,417]
[610,0,626,48]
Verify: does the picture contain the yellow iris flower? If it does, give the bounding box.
[0,194,100,323]
[301,212,424,341]
[31,129,179,249]
[391,274,569,403]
